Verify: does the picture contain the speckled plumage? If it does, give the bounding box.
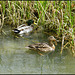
[27,36,57,53]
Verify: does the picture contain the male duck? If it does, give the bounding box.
[26,36,57,54]
[12,19,36,35]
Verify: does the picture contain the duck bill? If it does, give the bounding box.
[53,39,57,45]
[34,22,37,25]
[54,40,57,45]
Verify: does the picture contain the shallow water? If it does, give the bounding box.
[0,27,75,74]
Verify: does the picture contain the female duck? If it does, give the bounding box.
[12,19,36,35]
[26,36,57,54]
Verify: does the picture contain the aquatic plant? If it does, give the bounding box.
[0,1,75,55]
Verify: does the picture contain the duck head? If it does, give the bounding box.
[26,19,36,26]
[48,36,57,45]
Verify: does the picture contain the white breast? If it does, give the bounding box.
[49,44,55,51]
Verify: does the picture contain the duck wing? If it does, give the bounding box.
[28,43,49,48]
[18,26,33,34]
[17,24,27,29]
[28,43,52,52]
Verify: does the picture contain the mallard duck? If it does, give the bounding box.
[26,36,57,54]
[12,19,36,35]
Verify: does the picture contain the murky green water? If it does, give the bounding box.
[0,26,75,74]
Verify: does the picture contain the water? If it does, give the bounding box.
[0,26,75,74]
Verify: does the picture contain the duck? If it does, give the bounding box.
[26,36,57,55]
[12,19,36,35]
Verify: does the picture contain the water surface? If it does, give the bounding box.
[0,26,75,74]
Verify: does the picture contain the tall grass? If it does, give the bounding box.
[0,1,5,32]
[0,1,75,54]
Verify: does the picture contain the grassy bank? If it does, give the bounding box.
[0,1,75,55]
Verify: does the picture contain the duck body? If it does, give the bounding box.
[12,19,35,35]
[26,36,57,54]
[28,43,55,53]
[13,25,33,35]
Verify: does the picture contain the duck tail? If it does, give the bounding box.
[25,46,30,49]
[12,29,20,33]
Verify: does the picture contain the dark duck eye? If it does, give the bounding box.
[26,19,34,26]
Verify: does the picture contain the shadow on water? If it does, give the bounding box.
[0,26,75,74]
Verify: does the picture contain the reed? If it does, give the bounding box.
[0,1,74,54]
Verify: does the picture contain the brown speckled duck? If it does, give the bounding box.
[26,36,57,55]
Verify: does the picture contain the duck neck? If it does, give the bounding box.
[49,40,54,47]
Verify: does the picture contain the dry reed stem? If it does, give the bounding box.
[60,35,65,54]
[60,9,64,54]
[74,36,75,50]
[72,35,75,56]
[63,42,70,48]
[1,14,4,30]
[39,2,50,20]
